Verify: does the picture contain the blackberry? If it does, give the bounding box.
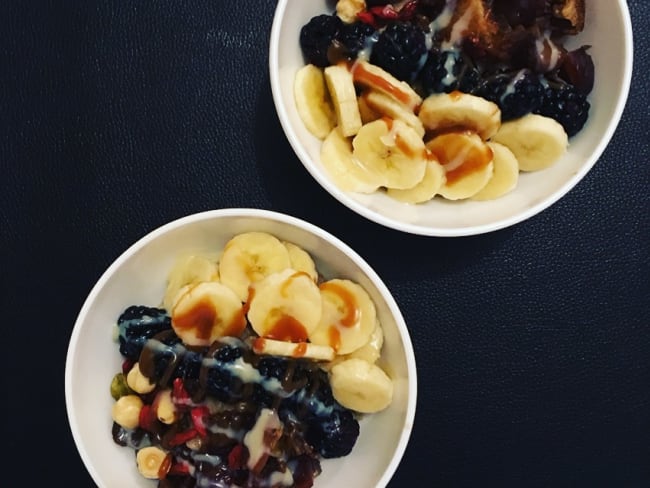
[201,341,248,402]
[418,48,481,95]
[299,14,343,67]
[306,409,360,458]
[370,21,427,82]
[212,341,244,363]
[535,80,590,137]
[257,356,289,379]
[257,356,311,390]
[174,349,203,381]
[474,69,544,121]
[331,20,377,62]
[203,363,241,402]
[116,305,171,360]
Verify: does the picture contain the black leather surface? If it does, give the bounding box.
[2,1,648,486]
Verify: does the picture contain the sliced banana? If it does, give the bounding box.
[324,63,362,137]
[418,91,501,140]
[218,232,292,302]
[329,358,394,413]
[352,118,427,190]
[309,279,376,355]
[294,64,336,140]
[325,320,385,370]
[361,90,425,138]
[252,337,335,362]
[247,268,323,342]
[426,131,494,200]
[347,320,384,364]
[283,241,318,282]
[491,113,568,171]
[386,158,445,204]
[351,60,422,111]
[320,126,383,193]
[162,253,219,312]
[171,281,246,347]
[471,141,520,200]
[357,92,382,124]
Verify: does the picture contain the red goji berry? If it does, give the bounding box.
[167,428,198,447]
[227,444,247,470]
[191,406,210,437]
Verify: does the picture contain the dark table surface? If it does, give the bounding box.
[2,1,649,486]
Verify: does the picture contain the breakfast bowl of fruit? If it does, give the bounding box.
[270,0,633,236]
[65,208,417,487]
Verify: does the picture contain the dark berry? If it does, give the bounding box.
[299,14,343,67]
[419,48,481,95]
[330,21,377,62]
[174,349,203,381]
[116,305,171,360]
[257,356,311,392]
[204,363,240,402]
[474,69,544,121]
[535,80,590,137]
[257,356,288,378]
[212,342,244,363]
[306,409,360,458]
[370,21,427,82]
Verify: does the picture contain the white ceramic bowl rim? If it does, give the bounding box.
[269,0,634,237]
[65,207,418,488]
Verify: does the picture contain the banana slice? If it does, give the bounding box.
[218,232,292,302]
[325,320,385,370]
[162,253,219,312]
[294,64,336,140]
[252,337,335,362]
[347,321,384,364]
[171,281,246,347]
[361,90,425,138]
[386,158,445,204]
[358,93,381,124]
[329,358,394,413]
[471,141,520,201]
[491,113,568,171]
[426,131,494,200]
[283,241,318,282]
[320,126,384,193]
[418,91,501,140]
[324,63,363,137]
[352,118,427,190]
[309,279,376,355]
[247,268,323,342]
[351,60,422,111]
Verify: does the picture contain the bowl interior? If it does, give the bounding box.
[270,0,633,236]
[65,208,417,488]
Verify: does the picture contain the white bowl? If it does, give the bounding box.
[65,208,417,488]
[269,0,633,236]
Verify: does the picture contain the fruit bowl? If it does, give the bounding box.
[269,0,633,236]
[65,208,417,487]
